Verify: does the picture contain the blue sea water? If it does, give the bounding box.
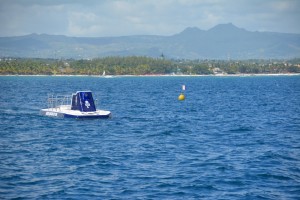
[0,75,300,199]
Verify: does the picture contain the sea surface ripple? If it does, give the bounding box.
[0,76,300,199]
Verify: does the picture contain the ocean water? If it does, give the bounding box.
[0,75,300,199]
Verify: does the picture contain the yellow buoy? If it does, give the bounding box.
[178,93,185,101]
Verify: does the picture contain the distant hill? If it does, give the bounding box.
[0,23,299,59]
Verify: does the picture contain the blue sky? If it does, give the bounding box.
[0,0,299,37]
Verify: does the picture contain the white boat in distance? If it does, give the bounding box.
[40,91,111,119]
[101,70,114,78]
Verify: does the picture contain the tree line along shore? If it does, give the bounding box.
[0,56,300,75]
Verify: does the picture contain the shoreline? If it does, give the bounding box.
[1,73,300,77]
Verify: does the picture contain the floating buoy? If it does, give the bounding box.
[178,93,185,101]
[178,84,186,101]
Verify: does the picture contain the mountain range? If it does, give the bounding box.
[0,23,299,59]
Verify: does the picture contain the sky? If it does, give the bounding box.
[0,0,299,37]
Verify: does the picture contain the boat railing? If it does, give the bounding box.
[47,94,72,110]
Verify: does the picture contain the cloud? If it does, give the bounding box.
[0,1,69,36]
[0,0,299,37]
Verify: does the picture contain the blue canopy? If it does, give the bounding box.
[71,91,96,112]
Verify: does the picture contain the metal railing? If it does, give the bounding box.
[47,94,72,110]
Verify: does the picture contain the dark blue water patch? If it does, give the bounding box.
[0,75,300,199]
